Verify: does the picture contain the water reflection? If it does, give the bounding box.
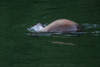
[51,41,75,45]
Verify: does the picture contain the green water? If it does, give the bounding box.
[0,0,100,67]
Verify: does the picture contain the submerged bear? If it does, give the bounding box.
[27,19,81,33]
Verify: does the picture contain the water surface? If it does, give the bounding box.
[0,0,100,67]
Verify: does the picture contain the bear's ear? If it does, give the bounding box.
[27,23,44,32]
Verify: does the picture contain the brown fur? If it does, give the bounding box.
[39,19,81,33]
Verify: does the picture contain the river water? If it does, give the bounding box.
[0,0,100,67]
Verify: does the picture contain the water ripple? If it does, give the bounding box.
[81,23,100,29]
[26,23,100,36]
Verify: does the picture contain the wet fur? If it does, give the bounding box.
[39,19,81,33]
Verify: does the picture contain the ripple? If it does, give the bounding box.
[81,23,100,29]
[26,23,100,36]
